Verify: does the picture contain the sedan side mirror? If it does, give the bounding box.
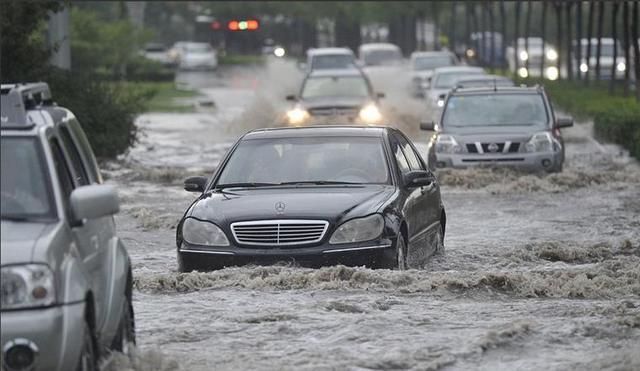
[70,185,119,221]
[420,121,435,131]
[403,170,435,188]
[184,176,207,193]
[286,94,297,102]
[555,117,574,128]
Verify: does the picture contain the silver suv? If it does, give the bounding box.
[420,85,573,172]
[1,83,134,371]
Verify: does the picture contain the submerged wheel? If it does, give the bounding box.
[433,224,445,256]
[379,234,407,270]
[76,320,97,371]
[111,296,136,355]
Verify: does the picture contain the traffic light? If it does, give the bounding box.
[227,19,259,31]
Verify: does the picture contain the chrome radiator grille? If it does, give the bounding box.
[231,220,329,246]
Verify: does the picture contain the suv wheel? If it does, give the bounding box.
[111,296,136,355]
[77,321,97,371]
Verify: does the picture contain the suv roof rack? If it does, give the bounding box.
[1,83,54,130]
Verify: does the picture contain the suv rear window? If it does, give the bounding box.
[1,137,55,220]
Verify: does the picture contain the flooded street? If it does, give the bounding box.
[105,59,639,371]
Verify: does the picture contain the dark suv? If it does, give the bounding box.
[421,85,573,172]
[1,83,134,371]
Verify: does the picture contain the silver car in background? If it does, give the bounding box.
[409,51,458,97]
[175,42,218,70]
[421,85,573,172]
[425,66,486,108]
[1,83,134,371]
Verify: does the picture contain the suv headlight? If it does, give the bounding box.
[1,264,55,310]
[286,107,309,125]
[435,135,462,154]
[525,132,557,153]
[182,218,229,246]
[359,104,382,124]
[329,214,384,244]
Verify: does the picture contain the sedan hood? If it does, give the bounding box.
[300,96,368,110]
[0,221,52,265]
[189,185,396,225]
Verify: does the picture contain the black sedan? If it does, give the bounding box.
[177,126,446,271]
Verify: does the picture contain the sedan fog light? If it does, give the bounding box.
[359,104,382,124]
[330,214,384,244]
[274,47,285,58]
[286,107,309,126]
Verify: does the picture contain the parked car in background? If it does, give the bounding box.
[425,66,486,108]
[506,37,559,80]
[358,43,404,67]
[1,83,135,371]
[573,38,626,80]
[176,42,218,70]
[409,51,459,97]
[140,43,173,67]
[284,68,385,126]
[420,85,573,172]
[177,126,445,271]
[302,47,357,72]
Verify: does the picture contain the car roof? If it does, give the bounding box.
[359,43,401,51]
[410,51,454,59]
[243,125,389,139]
[433,66,485,74]
[307,69,365,78]
[307,47,354,56]
[451,86,543,96]
[1,83,54,131]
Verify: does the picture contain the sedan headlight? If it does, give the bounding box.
[435,135,461,154]
[1,264,55,310]
[286,107,309,126]
[329,214,384,244]
[546,49,558,61]
[519,50,529,61]
[182,218,229,246]
[359,104,382,124]
[617,62,626,72]
[525,132,557,153]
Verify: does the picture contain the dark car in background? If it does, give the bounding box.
[284,69,385,126]
[421,85,573,172]
[176,126,446,271]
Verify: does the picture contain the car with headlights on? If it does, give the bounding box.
[177,126,446,271]
[426,66,486,108]
[420,85,573,172]
[506,37,559,80]
[284,69,385,126]
[176,42,218,70]
[409,51,459,97]
[1,83,135,371]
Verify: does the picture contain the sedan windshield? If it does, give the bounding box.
[442,94,549,128]
[434,72,484,88]
[413,56,454,70]
[311,55,355,70]
[1,137,55,220]
[217,137,390,185]
[301,76,369,99]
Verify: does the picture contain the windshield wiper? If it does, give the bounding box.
[214,182,278,189]
[277,180,363,186]
[1,215,31,222]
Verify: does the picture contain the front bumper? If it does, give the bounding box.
[436,151,562,171]
[1,302,85,371]
[179,237,395,267]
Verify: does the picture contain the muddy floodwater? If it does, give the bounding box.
[104,59,639,371]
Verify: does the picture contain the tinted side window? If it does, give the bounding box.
[67,119,102,183]
[396,134,425,171]
[389,136,410,173]
[59,126,89,186]
[49,139,75,208]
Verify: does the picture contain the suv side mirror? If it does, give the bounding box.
[70,185,119,221]
[555,117,574,128]
[420,121,435,131]
[403,170,435,188]
[184,176,207,193]
[286,94,297,101]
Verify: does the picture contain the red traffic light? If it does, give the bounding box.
[227,19,259,31]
